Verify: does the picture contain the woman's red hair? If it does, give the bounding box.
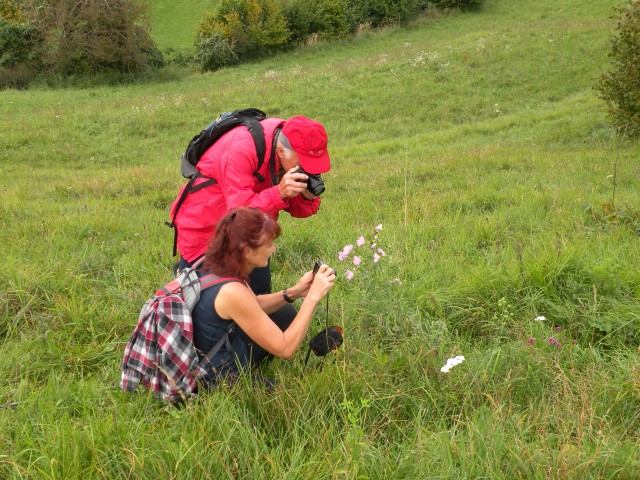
[202,207,281,281]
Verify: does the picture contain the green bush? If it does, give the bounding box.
[347,0,426,27]
[197,0,291,61]
[596,1,640,138]
[428,0,483,10]
[0,0,24,23]
[163,47,195,67]
[35,0,163,76]
[284,0,354,43]
[0,17,40,68]
[0,17,41,88]
[194,33,239,72]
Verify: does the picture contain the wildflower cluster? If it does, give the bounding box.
[337,224,387,281]
[525,315,576,350]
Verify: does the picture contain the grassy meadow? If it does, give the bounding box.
[2,0,640,477]
[146,0,218,50]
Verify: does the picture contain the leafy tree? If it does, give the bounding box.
[194,32,239,72]
[196,0,290,62]
[596,1,640,138]
[0,0,25,23]
[1,0,163,84]
[36,0,163,75]
[284,0,354,43]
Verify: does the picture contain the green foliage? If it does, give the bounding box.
[284,0,354,43]
[596,1,640,138]
[162,47,195,67]
[0,17,41,87]
[0,17,39,68]
[197,0,290,61]
[0,0,24,23]
[1,0,165,85]
[194,32,239,71]
[36,0,164,75]
[347,0,427,27]
[429,0,483,10]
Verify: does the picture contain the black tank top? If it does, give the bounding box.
[191,274,249,383]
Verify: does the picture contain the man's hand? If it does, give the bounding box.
[300,189,318,200]
[278,167,309,199]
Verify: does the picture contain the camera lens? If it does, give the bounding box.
[306,175,325,196]
[296,168,325,196]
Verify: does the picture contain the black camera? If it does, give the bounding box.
[296,168,325,196]
[313,259,326,275]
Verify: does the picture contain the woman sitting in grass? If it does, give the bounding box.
[192,206,335,388]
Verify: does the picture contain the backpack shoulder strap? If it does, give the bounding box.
[165,174,217,257]
[195,273,243,369]
[198,322,236,369]
[245,117,266,182]
[199,273,243,290]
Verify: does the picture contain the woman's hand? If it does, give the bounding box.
[287,271,314,300]
[306,264,335,303]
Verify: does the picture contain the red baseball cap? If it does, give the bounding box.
[281,116,331,174]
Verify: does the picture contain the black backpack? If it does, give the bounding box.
[168,108,274,256]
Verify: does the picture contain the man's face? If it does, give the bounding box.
[277,145,300,172]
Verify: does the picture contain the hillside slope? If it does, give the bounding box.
[1,1,639,478]
[146,0,218,49]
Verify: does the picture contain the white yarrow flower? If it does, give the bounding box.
[534,316,546,321]
[440,355,465,373]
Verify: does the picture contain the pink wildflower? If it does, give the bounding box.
[375,224,382,233]
[353,256,361,266]
[370,243,377,249]
[342,244,354,255]
[338,251,348,261]
[526,337,536,346]
[357,236,365,247]
[547,337,562,348]
[373,253,380,263]
[345,270,354,281]
[377,248,386,256]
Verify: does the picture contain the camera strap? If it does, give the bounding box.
[304,293,344,368]
[269,127,283,186]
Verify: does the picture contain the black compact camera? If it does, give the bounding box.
[296,168,325,196]
[313,259,327,275]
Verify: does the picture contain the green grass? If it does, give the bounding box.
[2,0,640,478]
[146,0,219,50]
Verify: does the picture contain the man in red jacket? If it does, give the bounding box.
[169,114,331,363]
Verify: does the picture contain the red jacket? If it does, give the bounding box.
[170,118,321,262]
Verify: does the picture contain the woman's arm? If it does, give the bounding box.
[215,266,335,360]
[254,270,314,314]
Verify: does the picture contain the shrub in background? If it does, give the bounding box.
[0,4,42,88]
[35,0,163,75]
[284,0,354,44]
[347,0,426,27]
[194,33,239,72]
[596,1,640,138]
[0,17,40,68]
[428,0,483,10]
[0,0,24,23]
[196,0,290,64]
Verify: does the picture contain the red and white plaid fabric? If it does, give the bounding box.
[120,285,205,403]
